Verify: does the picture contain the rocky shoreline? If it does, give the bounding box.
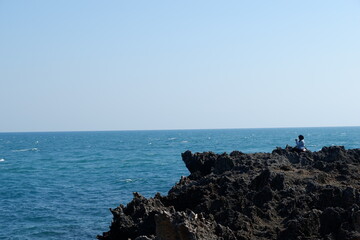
[98,146,360,240]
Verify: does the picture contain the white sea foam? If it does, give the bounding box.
[0,159,5,162]
[12,148,38,152]
[307,144,317,147]
[119,178,144,183]
[120,179,136,183]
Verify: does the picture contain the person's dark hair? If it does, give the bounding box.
[298,135,304,140]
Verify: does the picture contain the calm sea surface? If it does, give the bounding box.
[1,127,360,239]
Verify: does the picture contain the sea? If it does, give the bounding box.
[1,127,360,240]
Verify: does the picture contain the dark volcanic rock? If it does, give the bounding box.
[98,146,360,240]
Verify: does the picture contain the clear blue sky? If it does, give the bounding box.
[1,0,359,132]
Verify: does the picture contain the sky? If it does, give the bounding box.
[1,0,360,132]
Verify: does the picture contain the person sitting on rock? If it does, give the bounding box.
[295,135,306,152]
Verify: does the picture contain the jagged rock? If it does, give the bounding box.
[155,209,218,240]
[98,146,360,240]
[134,236,154,240]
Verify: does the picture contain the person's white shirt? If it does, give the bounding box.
[295,139,305,150]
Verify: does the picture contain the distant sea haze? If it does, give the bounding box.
[1,127,359,239]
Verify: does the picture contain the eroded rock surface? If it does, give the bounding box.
[98,146,360,240]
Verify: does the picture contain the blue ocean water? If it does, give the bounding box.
[0,127,360,240]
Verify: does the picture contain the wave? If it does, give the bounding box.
[122,179,134,183]
[0,159,5,162]
[12,148,39,152]
[119,178,143,183]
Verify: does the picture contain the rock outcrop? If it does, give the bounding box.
[98,146,360,240]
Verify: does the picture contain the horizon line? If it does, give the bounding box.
[1,125,359,134]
